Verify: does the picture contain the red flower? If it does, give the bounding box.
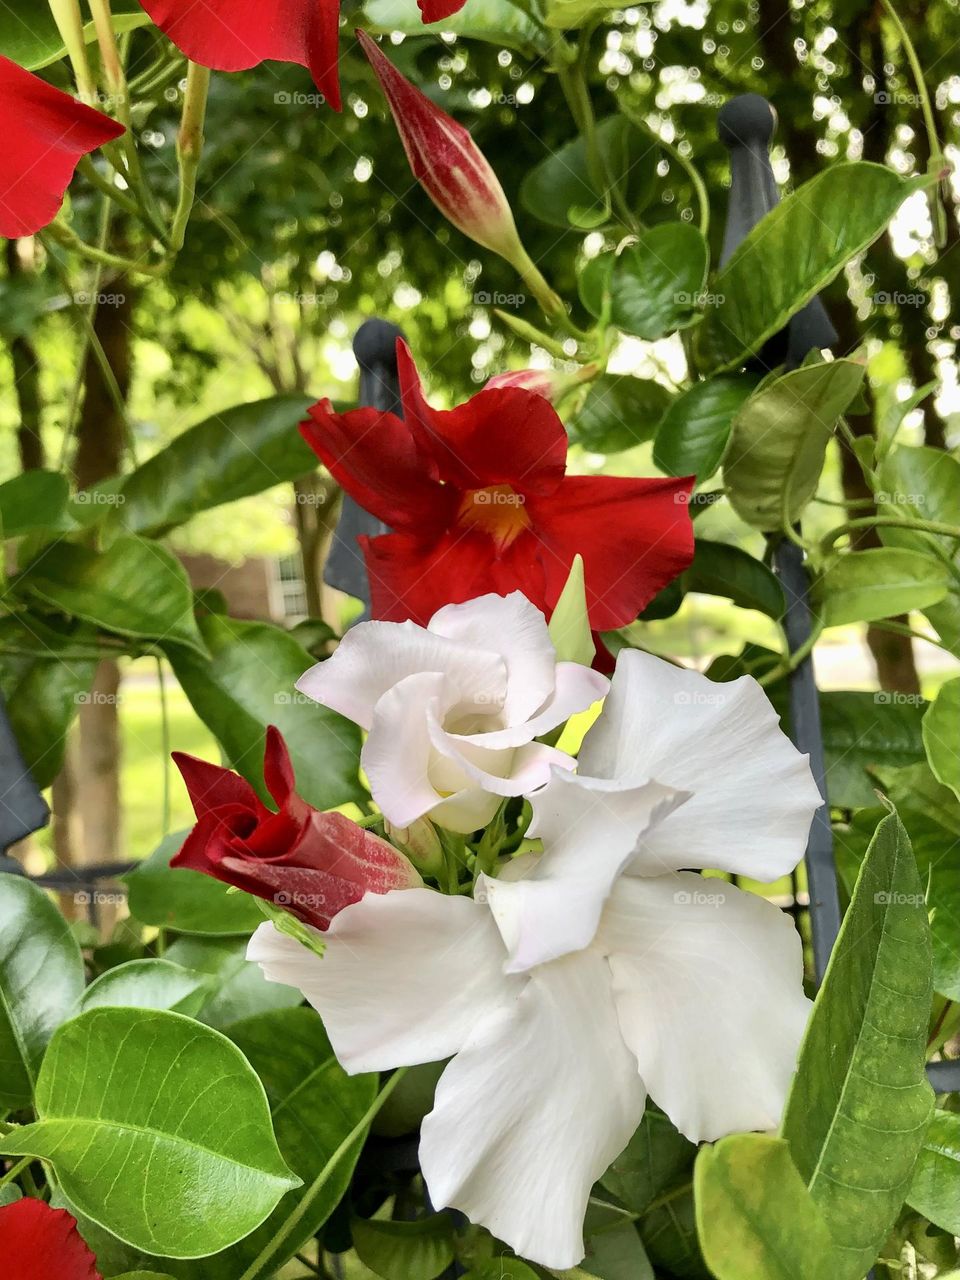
[301,342,694,630]
[136,1,467,114]
[0,57,125,238]
[172,726,421,930]
[0,1198,101,1280]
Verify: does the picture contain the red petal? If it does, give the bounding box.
[172,751,261,819]
[0,57,125,238]
[300,400,454,533]
[417,0,469,18]
[529,475,695,629]
[396,341,567,496]
[138,0,343,110]
[0,1199,101,1280]
[363,528,547,625]
[263,725,296,807]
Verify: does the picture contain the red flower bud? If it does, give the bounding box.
[0,56,125,238]
[356,30,526,266]
[0,1198,101,1280]
[484,368,563,401]
[172,726,421,930]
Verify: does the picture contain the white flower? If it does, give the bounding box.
[296,591,607,832]
[250,649,821,1268]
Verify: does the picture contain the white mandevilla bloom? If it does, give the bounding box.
[295,591,607,833]
[250,648,822,1268]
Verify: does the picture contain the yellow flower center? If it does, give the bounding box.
[457,484,532,551]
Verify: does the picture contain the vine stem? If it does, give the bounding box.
[0,1156,31,1188]
[820,514,960,555]
[236,1069,409,1280]
[47,0,97,102]
[169,62,211,253]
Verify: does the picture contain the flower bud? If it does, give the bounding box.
[384,816,445,878]
[485,368,563,401]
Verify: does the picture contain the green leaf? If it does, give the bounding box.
[462,1264,539,1280]
[653,374,759,484]
[683,540,785,619]
[2,1007,299,1257]
[582,1208,654,1280]
[0,615,97,788]
[601,1107,697,1216]
[579,254,614,319]
[364,0,549,54]
[163,935,303,1028]
[906,1109,960,1235]
[17,535,205,656]
[814,548,949,627]
[609,225,709,341]
[352,1215,457,1280]
[79,959,211,1017]
[694,1133,838,1280]
[819,691,927,808]
[697,164,920,371]
[521,117,659,230]
[781,807,934,1276]
[0,1,149,68]
[109,1273,176,1279]
[125,830,265,936]
[0,874,85,1109]
[723,359,866,531]
[923,676,960,801]
[113,396,314,537]
[0,470,70,538]
[548,554,595,667]
[879,445,960,653]
[165,613,363,810]
[569,375,672,454]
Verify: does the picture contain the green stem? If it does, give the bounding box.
[76,156,147,224]
[759,618,824,688]
[820,514,960,555]
[868,618,953,653]
[0,1156,31,1188]
[236,1070,408,1280]
[43,223,164,277]
[169,62,211,254]
[157,656,171,837]
[48,0,97,102]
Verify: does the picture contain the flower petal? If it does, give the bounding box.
[442,660,608,750]
[529,474,694,628]
[139,0,344,109]
[0,56,125,238]
[362,671,449,826]
[247,888,517,1072]
[598,872,811,1142]
[420,952,646,1268]
[484,773,686,972]
[579,648,821,879]
[297,618,506,730]
[0,1198,101,1280]
[172,750,262,818]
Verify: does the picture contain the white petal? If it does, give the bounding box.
[429,786,502,834]
[482,772,687,973]
[443,660,608,750]
[429,704,575,800]
[597,872,811,1142]
[362,671,448,827]
[420,952,646,1269]
[247,889,517,1073]
[297,618,506,730]
[579,649,820,880]
[428,592,556,725]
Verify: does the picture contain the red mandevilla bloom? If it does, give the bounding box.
[0,1198,101,1280]
[172,726,421,930]
[0,56,125,238]
[136,1,467,115]
[301,341,695,630]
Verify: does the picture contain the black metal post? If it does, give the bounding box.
[0,689,49,868]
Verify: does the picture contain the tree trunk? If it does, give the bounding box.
[5,240,46,471]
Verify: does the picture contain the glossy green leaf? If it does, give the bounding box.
[695,1133,837,1280]
[723,359,866,531]
[0,1,149,68]
[0,615,97,788]
[814,548,949,627]
[125,829,264,936]
[819,691,926,808]
[364,0,549,53]
[113,396,314,537]
[0,874,84,1109]
[923,676,960,801]
[582,1207,654,1280]
[579,253,614,319]
[697,164,920,371]
[879,445,960,653]
[165,613,363,810]
[17,535,205,656]
[0,1185,22,1206]
[683,540,785,618]
[570,375,672,454]
[462,1264,538,1280]
[906,1109,960,1235]
[0,470,70,538]
[2,1007,300,1257]
[781,808,934,1276]
[653,374,759,483]
[163,935,302,1028]
[79,959,211,1017]
[521,117,659,229]
[353,1215,456,1280]
[609,225,709,341]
